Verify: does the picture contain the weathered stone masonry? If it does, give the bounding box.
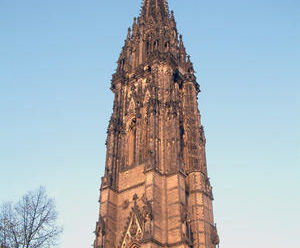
[94,1,219,248]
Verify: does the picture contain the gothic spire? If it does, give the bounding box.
[141,0,169,22]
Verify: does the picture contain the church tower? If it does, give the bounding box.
[94,1,220,247]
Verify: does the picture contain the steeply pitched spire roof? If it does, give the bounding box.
[114,0,194,76]
[141,0,169,22]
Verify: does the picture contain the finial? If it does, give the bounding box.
[133,17,137,28]
[127,27,131,39]
[141,0,170,22]
[132,17,137,33]
[133,194,138,206]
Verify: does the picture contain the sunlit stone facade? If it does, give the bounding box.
[94,1,219,247]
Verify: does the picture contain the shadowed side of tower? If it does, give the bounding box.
[94,1,219,247]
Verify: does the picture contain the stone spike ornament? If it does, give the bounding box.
[93,0,220,248]
[141,0,169,22]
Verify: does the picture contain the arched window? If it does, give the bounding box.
[153,40,159,51]
[146,41,150,55]
[129,53,133,65]
[164,41,170,52]
[128,119,136,166]
[120,59,125,70]
[173,69,179,82]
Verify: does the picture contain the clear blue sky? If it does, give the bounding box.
[0,0,299,247]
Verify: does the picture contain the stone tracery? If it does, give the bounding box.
[94,1,219,247]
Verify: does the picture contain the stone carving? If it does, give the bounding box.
[122,200,130,210]
[110,116,124,133]
[147,97,160,116]
[142,199,153,236]
[99,216,106,236]
[95,216,106,248]
[130,218,138,236]
[102,168,113,187]
[120,197,144,248]
[180,203,193,243]
[205,177,214,200]
[211,224,220,246]
[199,125,206,144]
[133,194,138,205]
[180,203,188,238]
[165,100,179,118]
[141,194,146,204]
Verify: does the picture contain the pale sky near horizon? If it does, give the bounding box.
[0,0,299,247]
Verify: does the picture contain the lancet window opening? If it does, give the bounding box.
[146,41,150,55]
[127,118,137,166]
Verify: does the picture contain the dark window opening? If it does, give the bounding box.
[173,69,180,82]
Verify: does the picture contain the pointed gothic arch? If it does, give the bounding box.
[127,118,136,166]
[120,207,143,248]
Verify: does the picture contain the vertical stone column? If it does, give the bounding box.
[166,173,190,247]
[96,183,118,248]
[187,172,215,248]
[142,170,164,247]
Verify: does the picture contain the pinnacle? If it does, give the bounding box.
[141,0,169,22]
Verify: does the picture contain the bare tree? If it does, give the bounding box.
[0,187,63,248]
